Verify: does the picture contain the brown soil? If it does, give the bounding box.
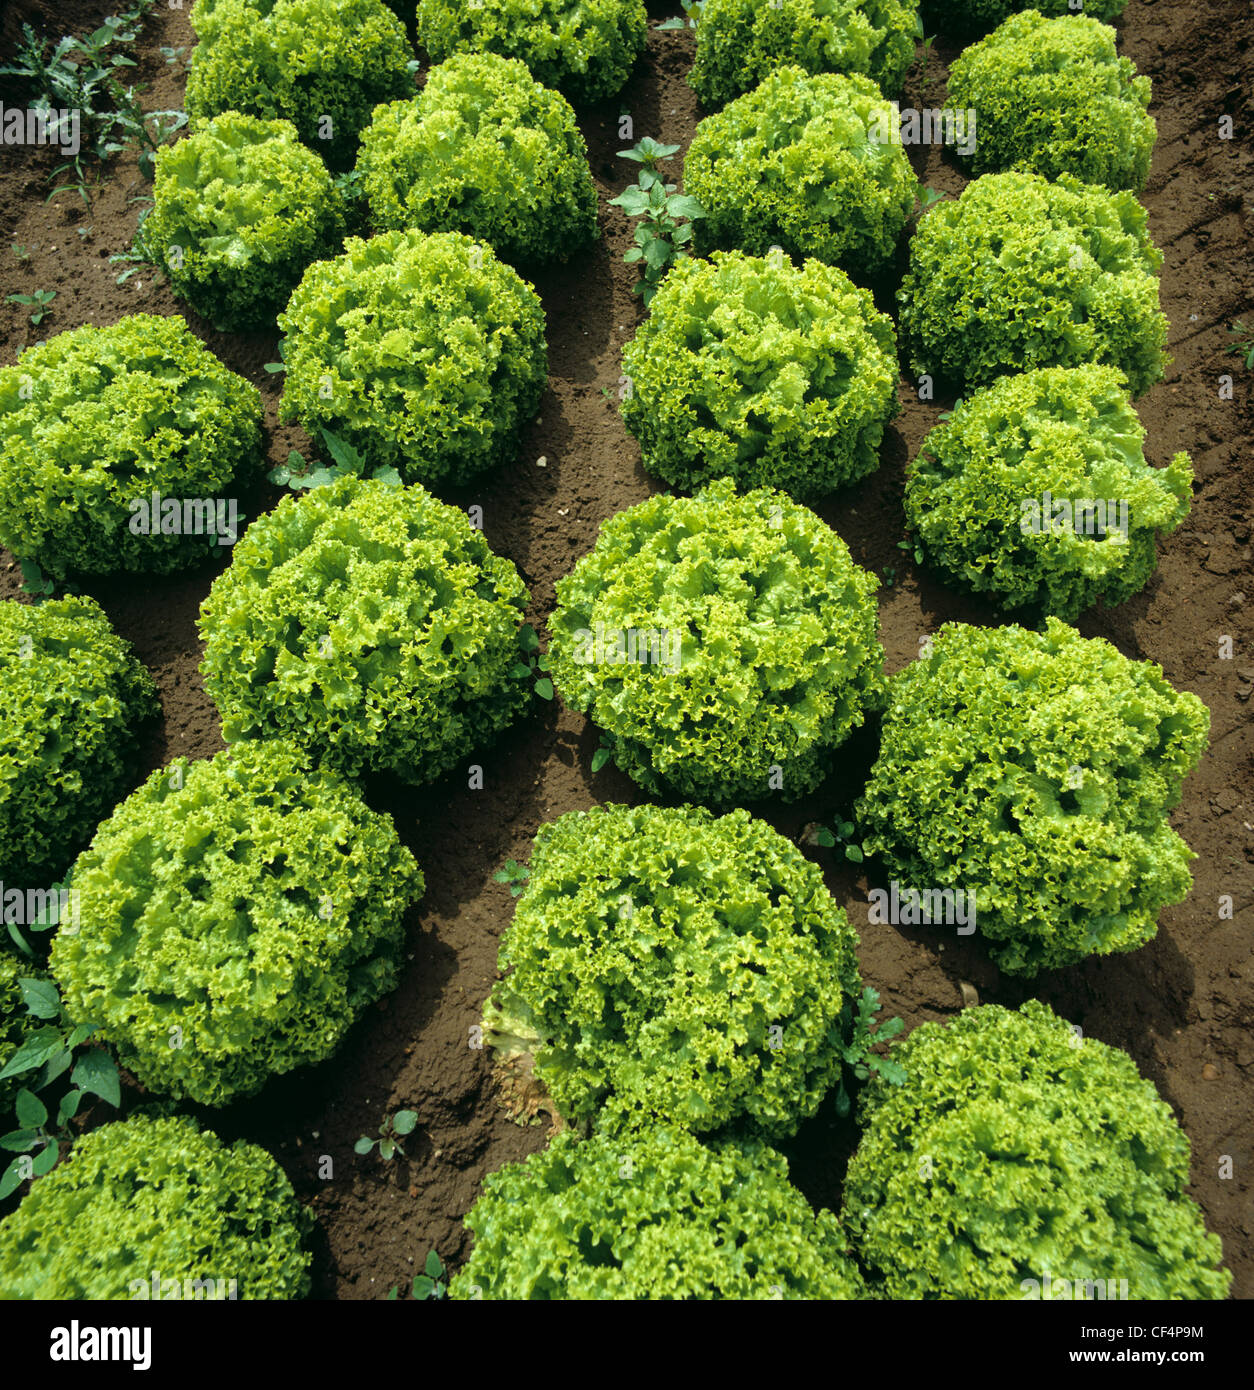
[0,0,1250,1299]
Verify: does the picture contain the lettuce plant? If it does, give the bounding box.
[414,0,648,104]
[947,12,1156,191]
[0,1113,313,1298]
[855,618,1209,976]
[690,0,919,108]
[0,315,262,578]
[144,113,346,332]
[356,54,597,264]
[898,171,1169,396]
[621,249,899,497]
[452,1126,864,1299]
[482,803,862,1138]
[685,67,916,280]
[843,1000,1231,1300]
[0,597,158,888]
[922,0,1127,39]
[199,476,531,785]
[548,478,884,803]
[277,230,547,486]
[905,365,1193,619]
[185,0,414,168]
[50,741,422,1107]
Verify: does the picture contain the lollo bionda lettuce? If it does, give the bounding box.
[198,475,531,785]
[0,597,158,888]
[690,0,919,108]
[548,478,884,804]
[144,113,346,332]
[414,0,648,105]
[621,248,899,498]
[50,740,423,1108]
[482,802,863,1139]
[356,53,598,264]
[904,364,1193,620]
[855,618,1209,976]
[922,0,1128,39]
[898,171,1170,396]
[185,0,414,168]
[0,1113,312,1299]
[685,66,916,281]
[277,229,547,487]
[947,11,1156,191]
[452,1126,865,1299]
[0,314,262,578]
[843,1000,1231,1300]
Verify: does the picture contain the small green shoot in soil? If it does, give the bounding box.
[1226,321,1254,370]
[387,1250,447,1300]
[896,537,925,565]
[493,859,530,897]
[917,184,947,212]
[834,986,906,1119]
[355,1109,418,1162]
[815,816,864,863]
[590,732,617,775]
[656,0,701,29]
[6,290,55,326]
[267,430,401,491]
[609,138,705,305]
[0,2,187,203]
[511,624,553,700]
[16,558,57,602]
[11,245,31,262]
[0,972,122,1200]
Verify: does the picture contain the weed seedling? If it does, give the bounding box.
[0,970,122,1200]
[355,1109,419,1162]
[493,859,530,897]
[815,816,864,863]
[386,1250,447,1300]
[1226,320,1254,370]
[610,138,705,305]
[833,986,906,1118]
[6,289,55,325]
[510,624,554,700]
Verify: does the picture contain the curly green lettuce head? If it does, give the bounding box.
[843,1000,1231,1300]
[685,66,916,279]
[898,171,1169,395]
[357,53,597,264]
[145,113,346,332]
[277,229,547,485]
[0,1113,312,1298]
[0,315,262,578]
[690,0,919,108]
[0,597,158,887]
[947,12,1156,191]
[621,249,899,498]
[922,0,1128,39]
[199,475,530,784]
[50,741,422,1108]
[186,0,414,168]
[905,365,1193,620]
[452,1126,864,1299]
[483,802,862,1139]
[854,617,1209,976]
[549,478,883,803]
[415,0,647,104]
